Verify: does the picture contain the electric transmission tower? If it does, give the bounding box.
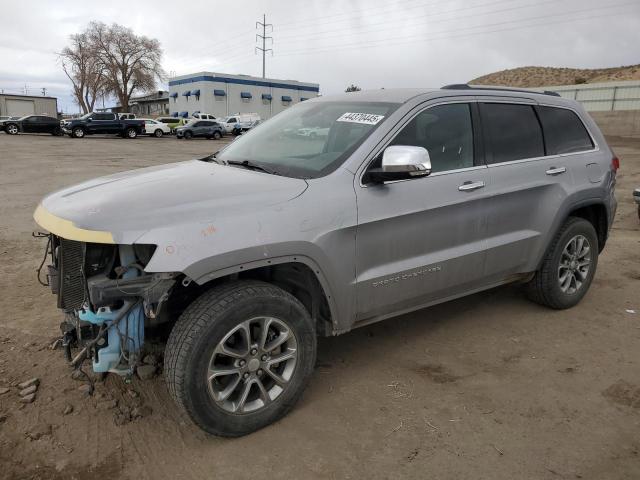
[256,14,273,78]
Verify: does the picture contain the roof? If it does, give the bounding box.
[168,72,319,92]
[0,93,57,101]
[310,87,579,107]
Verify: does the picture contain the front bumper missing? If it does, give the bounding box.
[40,235,177,375]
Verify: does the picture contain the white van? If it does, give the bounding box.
[219,113,261,133]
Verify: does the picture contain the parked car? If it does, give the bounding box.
[140,118,172,137]
[295,126,329,138]
[175,119,224,139]
[61,112,145,139]
[219,113,261,133]
[232,119,261,136]
[33,85,617,437]
[3,115,62,136]
[0,116,20,132]
[192,113,217,120]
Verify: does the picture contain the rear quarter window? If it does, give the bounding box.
[537,106,594,154]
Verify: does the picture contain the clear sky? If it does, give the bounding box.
[1,0,638,113]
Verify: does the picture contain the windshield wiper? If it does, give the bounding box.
[225,159,279,175]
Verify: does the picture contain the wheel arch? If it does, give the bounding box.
[187,256,338,336]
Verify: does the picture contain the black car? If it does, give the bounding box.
[3,115,62,136]
[175,120,224,139]
[61,112,145,139]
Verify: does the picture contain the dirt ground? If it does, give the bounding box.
[0,132,639,480]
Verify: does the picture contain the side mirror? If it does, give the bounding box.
[367,145,431,183]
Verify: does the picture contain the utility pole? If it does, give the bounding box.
[256,14,273,78]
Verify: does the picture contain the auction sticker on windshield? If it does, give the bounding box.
[336,112,385,125]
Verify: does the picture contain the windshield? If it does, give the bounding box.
[79,113,93,120]
[216,101,399,178]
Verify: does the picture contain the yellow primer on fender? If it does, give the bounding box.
[33,204,115,244]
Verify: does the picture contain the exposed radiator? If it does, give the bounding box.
[58,238,85,310]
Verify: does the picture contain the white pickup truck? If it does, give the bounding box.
[218,113,261,133]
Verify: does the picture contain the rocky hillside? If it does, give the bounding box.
[469,65,640,87]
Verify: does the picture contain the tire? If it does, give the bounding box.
[525,217,598,309]
[213,131,222,140]
[52,126,62,136]
[125,127,137,139]
[154,129,163,138]
[164,281,316,437]
[6,123,19,135]
[184,131,193,140]
[72,127,85,138]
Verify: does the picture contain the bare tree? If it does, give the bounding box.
[58,32,106,113]
[345,84,362,92]
[87,22,164,110]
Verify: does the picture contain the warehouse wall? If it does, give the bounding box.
[591,110,640,138]
[0,94,58,117]
[168,72,319,120]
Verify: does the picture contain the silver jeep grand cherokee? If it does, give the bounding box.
[34,85,618,436]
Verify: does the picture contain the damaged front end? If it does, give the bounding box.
[41,235,177,375]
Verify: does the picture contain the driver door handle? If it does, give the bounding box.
[546,166,566,176]
[458,180,485,192]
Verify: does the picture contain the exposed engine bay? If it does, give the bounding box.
[39,234,177,375]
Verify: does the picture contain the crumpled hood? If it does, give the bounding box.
[35,160,308,244]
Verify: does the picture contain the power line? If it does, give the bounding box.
[276,4,637,57]
[256,14,273,78]
[276,0,539,37]
[276,0,562,42]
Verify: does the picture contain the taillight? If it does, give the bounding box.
[612,155,620,172]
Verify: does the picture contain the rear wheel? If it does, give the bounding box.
[164,281,316,437]
[125,127,137,139]
[6,124,19,135]
[154,129,163,138]
[52,126,62,136]
[525,217,598,309]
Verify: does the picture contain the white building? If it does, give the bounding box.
[168,72,320,119]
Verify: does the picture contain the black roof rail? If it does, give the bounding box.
[441,83,561,97]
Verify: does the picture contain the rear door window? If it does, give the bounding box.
[480,103,544,164]
[537,106,593,154]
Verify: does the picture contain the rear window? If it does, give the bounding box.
[481,103,544,164]
[537,106,593,155]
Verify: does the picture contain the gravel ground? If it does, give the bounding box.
[0,132,638,480]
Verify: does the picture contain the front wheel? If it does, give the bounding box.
[72,127,85,138]
[154,129,163,138]
[183,131,193,140]
[164,281,316,437]
[525,217,598,309]
[6,124,19,135]
[213,131,222,140]
[125,127,137,139]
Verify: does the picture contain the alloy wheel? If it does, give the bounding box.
[558,234,591,294]
[207,316,298,414]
